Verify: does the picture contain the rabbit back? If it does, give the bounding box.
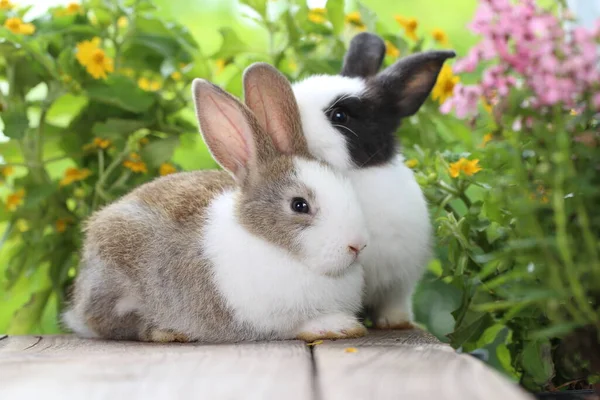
[64,170,244,342]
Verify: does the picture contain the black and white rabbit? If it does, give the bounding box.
[245,33,455,329]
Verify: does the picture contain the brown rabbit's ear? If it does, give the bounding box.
[192,78,274,183]
[243,62,311,158]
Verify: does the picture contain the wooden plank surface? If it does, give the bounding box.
[1,330,536,400]
[0,335,313,400]
[312,329,535,400]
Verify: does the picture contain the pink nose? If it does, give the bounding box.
[348,243,366,256]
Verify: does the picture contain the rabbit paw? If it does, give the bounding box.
[295,313,367,342]
[143,329,191,343]
[374,309,415,330]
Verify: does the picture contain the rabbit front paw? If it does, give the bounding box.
[141,328,191,343]
[295,313,367,342]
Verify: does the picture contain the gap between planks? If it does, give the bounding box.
[0,330,535,400]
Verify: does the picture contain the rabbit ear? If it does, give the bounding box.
[192,79,276,182]
[341,32,386,78]
[372,50,456,118]
[242,62,311,158]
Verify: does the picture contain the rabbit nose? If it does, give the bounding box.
[348,243,367,256]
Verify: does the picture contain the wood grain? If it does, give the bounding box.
[313,329,535,400]
[0,335,313,400]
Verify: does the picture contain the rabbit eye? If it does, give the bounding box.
[291,197,310,214]
[330,108,348,124]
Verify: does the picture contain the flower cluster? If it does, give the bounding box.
[441,0,600,117]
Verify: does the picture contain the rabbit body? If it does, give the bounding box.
[64,65,369,343]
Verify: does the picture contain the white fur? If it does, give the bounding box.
[292,76,433,325]
[293,75,366,170]
[294,158,368,275]
[61,309,98,339]
[203,158,367,337]
[114,295,141,316]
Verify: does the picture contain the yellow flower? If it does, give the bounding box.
[60,167,92,186]
[344,347,358,353]
[117,16,128,28]
[16,218,29,232]
[480,133,493,148]
[462,159,482,176]
[76,37,102,66]
[55,218,71,233]
[1,165,14,177]
[345,11,366,31]
[171,71,182,81]
[94,137,111,149]
[306,340,324,346]
[4,17,36,35]
[76,38,114,79]
[215,59,227,74]
[395,15,418,41]
[405,158,418,168]
[6,189,25,211]
[87,49,114,79]
[0,0,15,10]
[308,8,326,24]
[431,28,449,46]
[385,40,400,58]
[123,153,147,173]
[449,157,482,178]
[138,77,161,92]
[432,64,459,105]
[569,108,579,116]
[61,3,83,15]
[159,163,177,176]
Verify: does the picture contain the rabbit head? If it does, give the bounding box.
[287,32,456,170]
[193,63,368,275]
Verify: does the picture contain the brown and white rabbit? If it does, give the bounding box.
[62,63,369,343]
[245,34,455,329]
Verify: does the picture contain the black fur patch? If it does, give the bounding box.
[324,92,401,167]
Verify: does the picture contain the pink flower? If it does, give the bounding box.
[439,83,481,119]
[443,1,600,116]
[594,93,600,111]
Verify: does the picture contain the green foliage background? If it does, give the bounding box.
[1,0,599,394]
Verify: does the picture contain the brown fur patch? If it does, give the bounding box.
[237,156,315,256]
[296,324,367,342]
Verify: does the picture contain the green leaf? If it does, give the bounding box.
[1,99,29,139]
[47,94,89,128]
[521,339,555,386]
[356,2,377,32]
[212,28,250,60]
[7,288,52,335]
[447,313,494,348]
[285,11,301,45]
[240,0,267,19]
[326,0,345,35]
[92,119,149,138]
[85,75,155,113]
[140,135,180,168]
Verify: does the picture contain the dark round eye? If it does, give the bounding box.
[330,108,348,124]
[291,197,310,214]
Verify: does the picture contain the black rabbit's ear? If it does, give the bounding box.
[371,50,456,118]
[341,32,386,78]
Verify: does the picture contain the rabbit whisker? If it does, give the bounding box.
[332,124,359,138]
